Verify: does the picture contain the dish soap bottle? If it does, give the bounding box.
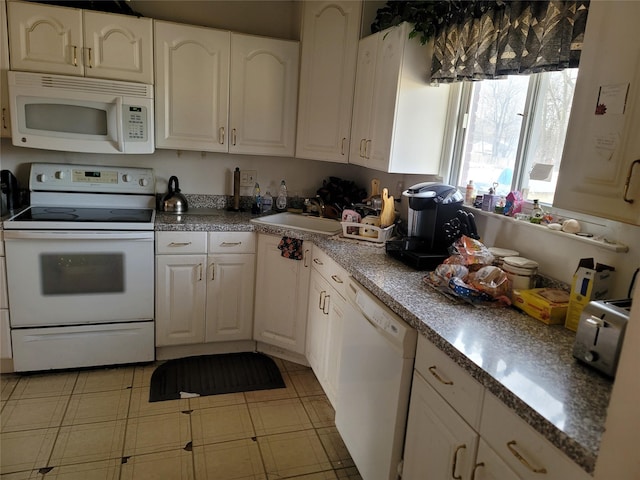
[252,183,262,214]
[262,191,272,213]
[276,180,287,211]
[464,180,475,205]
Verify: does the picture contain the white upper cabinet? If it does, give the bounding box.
[81,10,153,83]
[554,1,640,225]
[229,33,299,157]
[8,1,153,83]
[1,0,11,137]
[295,1,361,163]
[154,23,299,156]
[154,21,230,151]
[350,22,451,174]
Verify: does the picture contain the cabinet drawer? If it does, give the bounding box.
[481,392,590,480]
[208,232,256,254]
[415,336,484,429]
[311,248,348,298]
[156,232,207,254]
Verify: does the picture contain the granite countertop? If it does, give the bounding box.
[156,210,612,474]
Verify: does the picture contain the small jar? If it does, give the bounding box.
[502,256,539,290]
[488,247,520,267]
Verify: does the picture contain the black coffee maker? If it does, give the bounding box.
[1,170,21,217]
[386,182,464,269]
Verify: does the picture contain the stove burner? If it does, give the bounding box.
[43,207,77,213]
[10,206,154,224]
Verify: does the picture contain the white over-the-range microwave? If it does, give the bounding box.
[8,71,154,154]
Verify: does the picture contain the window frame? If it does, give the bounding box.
[446,71,576,205]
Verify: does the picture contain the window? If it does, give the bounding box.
[450,69,579,205]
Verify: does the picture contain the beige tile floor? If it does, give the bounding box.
[0,357,362,480]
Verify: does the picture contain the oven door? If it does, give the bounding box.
[4,230,154,327]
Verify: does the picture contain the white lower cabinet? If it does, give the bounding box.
[253,234,312,356]
[473,439,521,480]
[0,232,11,371]
[403,336,590,480]
[480,393,590,480]
[403,359,480,479]
[305,248,348,407]
[155,231,255,347]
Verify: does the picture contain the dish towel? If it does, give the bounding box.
[278,236,304,260]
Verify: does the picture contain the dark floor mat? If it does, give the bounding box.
[149,352,285,402]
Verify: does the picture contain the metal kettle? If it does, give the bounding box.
[160,176,188,213]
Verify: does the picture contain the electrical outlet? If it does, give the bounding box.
[240,170,257,187]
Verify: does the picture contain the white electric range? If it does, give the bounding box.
[3,163,157,372]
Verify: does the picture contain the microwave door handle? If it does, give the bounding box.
[115,96,124,152]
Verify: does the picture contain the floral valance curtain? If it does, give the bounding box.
[431,1,590,82]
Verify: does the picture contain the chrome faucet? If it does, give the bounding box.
[304,196,325,217]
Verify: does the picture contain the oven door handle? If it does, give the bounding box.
[3,231,154,241]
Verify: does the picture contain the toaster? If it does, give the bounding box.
[572,298,631,377]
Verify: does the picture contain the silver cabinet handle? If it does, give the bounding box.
[220,241,242,247]
[451,444,466,479]
[359,139,365,158]
[323,294,330,315]
[304,249,310,268]
[429,365,454,385]
[210,262,215,280]
[86,47,93,68]
[319,290,326,310]
[331,275,343,284]
[313,258,324,265]
[232,128,237,146]
[197,263,203,281]
[219,127,225,145]
[72,45,78,66]
[168,242,192,247]
[506,441,547,474]
[365,139,372,159]
[623,159,640,203]
[2,108,7,129]
[341,137,346,155]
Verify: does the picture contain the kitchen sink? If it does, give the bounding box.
[250,212,342,235]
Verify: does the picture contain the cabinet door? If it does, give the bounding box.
[368,25,404,172]
[306,269,330,376]
[1,0,11,137]
[349,33,377,167]
[0,256,7,310]
[296,1,361,163]
[554,1,640,225]
[474,439,522,480]
[8,1,83,76]
[229,33,299,156]
[154,21,230,151]
[0,310,11,361]
[403,371,479,480]
[253,235,311,355]
[155,254,207,346]
[323,288,345,407]
[205,253,255,342]
[83,11,153,83]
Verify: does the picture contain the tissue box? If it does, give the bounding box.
[513,288,570,325]
[565,259,615,331]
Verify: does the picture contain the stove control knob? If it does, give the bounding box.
[584,351,599,362]
[55,171,65,180]
[122,174,132,182]
[139,178,149,187]
[36,173,47,183]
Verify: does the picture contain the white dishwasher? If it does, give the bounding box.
[336,277,417,480]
